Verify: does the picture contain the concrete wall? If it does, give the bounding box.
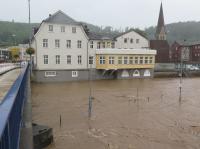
[155,63,176,71]
[33,68,154,82]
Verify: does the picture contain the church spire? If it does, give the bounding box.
[155,2,167,40]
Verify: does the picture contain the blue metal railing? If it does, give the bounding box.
[0,64,29,149]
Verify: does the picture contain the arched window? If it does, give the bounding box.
[133,70,140,77]
[121,70,129,77]
[144,69,151,77]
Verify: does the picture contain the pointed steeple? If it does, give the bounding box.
[155,2,167,40]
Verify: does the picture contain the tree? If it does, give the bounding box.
[26,47,35,59]
[10,47,20,61]
[26,47,35,74]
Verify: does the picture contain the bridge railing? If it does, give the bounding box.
[0,64,29,149]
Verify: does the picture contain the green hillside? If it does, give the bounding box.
[0,21,39,47]
[1,21,200,47]
[145,21,200,44]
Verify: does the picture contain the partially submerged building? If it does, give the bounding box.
[31,10,156,82]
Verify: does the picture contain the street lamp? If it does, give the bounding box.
[12,34,16,46]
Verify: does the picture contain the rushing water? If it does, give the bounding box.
[32,78,200,149]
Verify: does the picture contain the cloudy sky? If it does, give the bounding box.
[0,0,199,29]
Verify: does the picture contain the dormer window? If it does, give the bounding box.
[72,27,76,33]
[49,25,53,31]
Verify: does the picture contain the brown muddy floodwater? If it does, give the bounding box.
[32,78,200,149]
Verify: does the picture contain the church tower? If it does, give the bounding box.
[155,3,167,40]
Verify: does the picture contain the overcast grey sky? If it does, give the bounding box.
[0,0,200,29]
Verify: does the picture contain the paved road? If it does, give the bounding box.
[0,69,21,103]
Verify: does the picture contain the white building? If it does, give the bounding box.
[114,29,149,49]
[32,10,156,82]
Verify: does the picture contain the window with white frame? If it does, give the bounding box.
[99,56,105,64]
[111,42,115,48]
[118,56,122,64]
[56,55,60,64]
[72,71,78,77]
[109,56,115,64]
[77,40,82,48]
[43,55,48,64]
[145,57,148,64]
[129,57,133,64]
[90,41,94,49]
[139,56,143,64]
[124,38,127,43]
[55,39,60,48]
[89,56,93,64]
[102,42,105,48]
[45,71,56,77]
[72,27,76,33]
[43,39,48,48]
[61,26,65,32]
[107,42,111,48]
[130,38,133,43]
[135,57,138,64]
[67,55,71,64]
[124,56,128,64]
[78,55,82,64]
[66,40,71,48]
[97,42,101,49]
[149,57,153,64]
[49,25,53,31]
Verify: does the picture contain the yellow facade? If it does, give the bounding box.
[96,54,155,70]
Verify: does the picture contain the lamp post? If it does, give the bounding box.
[12,34,16,46]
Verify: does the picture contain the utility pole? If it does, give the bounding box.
[28,0,31,48]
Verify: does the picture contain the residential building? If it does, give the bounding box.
[31,10,156,82]
[170,41,200,65]
[0,48,10,62]
[114,29,149,49]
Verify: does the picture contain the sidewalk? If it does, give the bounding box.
[0,68,21,103]
[0,63,17,75]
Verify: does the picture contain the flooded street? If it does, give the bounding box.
[32,78,200,149]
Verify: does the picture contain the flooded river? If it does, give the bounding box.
[32,78,200,149]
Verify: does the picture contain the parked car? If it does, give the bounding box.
[186,65,199,70]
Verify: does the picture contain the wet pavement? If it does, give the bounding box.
[0,69,21,103]
[32,78,200,149]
